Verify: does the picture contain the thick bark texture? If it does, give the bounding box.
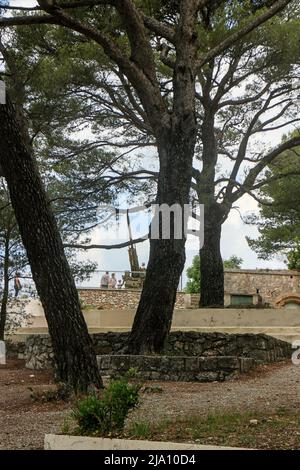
[126,2,199,354]
[0,95,102,392]
[0,232,9,340]
[126,127,196,354]
[200,204,224,307]
[196,89,226,308]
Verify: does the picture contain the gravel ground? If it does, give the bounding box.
[0,359,299,449]
[0,360,69,450]
[128,360,300,423]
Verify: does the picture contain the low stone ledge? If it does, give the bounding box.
[92,331,292,363]
[23,331,292,371]
[44,434,249,450]
[96,354,256,382]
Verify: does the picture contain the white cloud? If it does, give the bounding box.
[10,1,37,5]
[4,0,287,283]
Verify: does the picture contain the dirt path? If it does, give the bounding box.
[0,359,299,449]
[0,360,69,450]
[129,361,300,423]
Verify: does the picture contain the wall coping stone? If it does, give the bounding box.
[97,354,256,381]
[224,268,300,276]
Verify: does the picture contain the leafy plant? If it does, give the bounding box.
[129,421,151,439]
[122,367,140,381]
[61,417,72,435]
[185,255,201,294]
[286,244,300,270]
[185,255,243,293]
[71,378,141,436]
[223,256,243,269]
[247,132,300,266]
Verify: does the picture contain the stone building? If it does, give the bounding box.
[78,269,300,309]
[224,269,300,308]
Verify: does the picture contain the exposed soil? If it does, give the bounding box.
[0,360,69,450]
[128,360,300,422]
[0,359,299,449]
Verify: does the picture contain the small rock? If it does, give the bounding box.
[29,374,35,378]
[249,419,258,426]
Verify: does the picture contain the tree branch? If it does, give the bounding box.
[230,136,300,202]
[2,1,112,11]
[0,14,60,27]
[197,0,292,68]
[64,235,148,250]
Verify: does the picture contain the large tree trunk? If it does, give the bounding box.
[0,232,9,340]
[196,91,226,308]
[0,94,102,392]
[126,128,196,354]
[125,0,199,354]
[200,204,224,307]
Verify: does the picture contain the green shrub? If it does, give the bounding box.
[72,394,109,435]
[123,367,140,380]
[71,379,140,436]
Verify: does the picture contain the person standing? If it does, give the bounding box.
[14,273,22,298]
[109,273,117,289]
[100,271,110,289]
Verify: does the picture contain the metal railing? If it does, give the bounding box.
[80,269,184,291]
[1,269,184,297]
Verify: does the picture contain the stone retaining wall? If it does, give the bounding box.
[25,335,54,369]
[164,331,292,363]
[6,341,26,359]
[24,332,292,370]
[97,354,256,382]
[78,289,187,310]
[78,269,300,309]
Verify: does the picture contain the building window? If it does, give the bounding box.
[230,294,253,306]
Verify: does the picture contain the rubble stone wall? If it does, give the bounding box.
[97,354,256,382]
[79,288,186,310]
[78,269,300,309]
[23,332,292,370]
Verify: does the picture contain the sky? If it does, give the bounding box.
[4,1,289,288]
